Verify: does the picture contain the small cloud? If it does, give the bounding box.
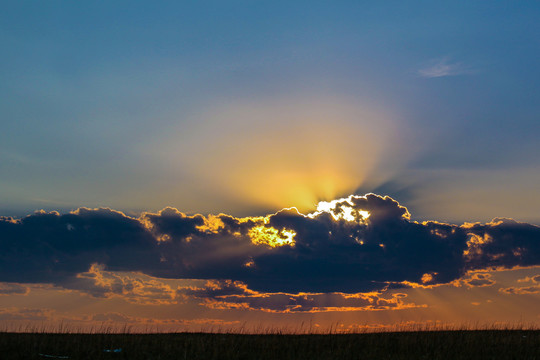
[462,272,496,288]
[0,307,54,321]
[0,282,29,295]
[499,285,540,295]
[418,58,471,78]
[92,312,135,323]
[517,275,540,283]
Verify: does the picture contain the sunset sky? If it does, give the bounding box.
[1,1,539,332]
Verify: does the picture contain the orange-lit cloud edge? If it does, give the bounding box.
[1,193,539,331]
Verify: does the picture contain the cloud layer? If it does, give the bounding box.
[1,194,539,294]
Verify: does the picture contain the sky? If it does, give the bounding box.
[1,1,540,332]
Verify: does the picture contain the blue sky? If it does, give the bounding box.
[1,1,540,223]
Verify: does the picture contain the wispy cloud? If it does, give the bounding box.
[500,273,540,294]
[418,58,471,78]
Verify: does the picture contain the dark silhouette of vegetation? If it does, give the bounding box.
[1,329,539,359]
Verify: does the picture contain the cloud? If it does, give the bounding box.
[499,285,540,295]
[392,270,498,290]
[463,218,540,270]
[89,312,238,327]
[417,58,471,78]
[499,272,540,294]
[0,307,238,332]
[0,207,162,284]
[0,282,29,295]
[517,275,540,283]
[179,279,422,313]
[0,307,54,321]
[1,194,540,295]
[67,264,179,305]
[91,312,136,323]
[461,272,496,288]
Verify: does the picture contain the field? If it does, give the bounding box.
[1,330,539,360]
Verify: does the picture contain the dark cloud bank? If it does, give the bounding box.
[1,194,539,294]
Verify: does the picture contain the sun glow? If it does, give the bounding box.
[153,96,402,214]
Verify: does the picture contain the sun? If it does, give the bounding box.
[309,197,370,223]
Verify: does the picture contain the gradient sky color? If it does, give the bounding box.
[1,1,540,332]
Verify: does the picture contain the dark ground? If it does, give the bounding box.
[0,330,539,359]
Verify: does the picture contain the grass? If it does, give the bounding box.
[0,327,539,360]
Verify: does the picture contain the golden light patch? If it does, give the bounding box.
[196,214,225,234]
[248,225,296,247]
[463,233,493,258]
[421,273,437,283]
[157,234,171,242]
[429,228,448,238]
[244,259,256,268]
